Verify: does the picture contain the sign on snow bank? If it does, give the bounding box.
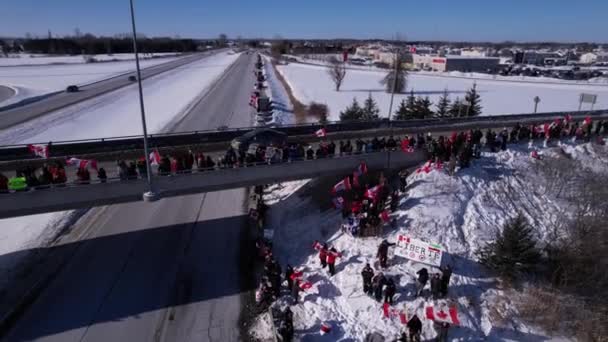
[395,235,444,267]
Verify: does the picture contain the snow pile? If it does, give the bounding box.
[0,53,181,67]
[263,56,295,126]
[0,55,182,107]
[0,51,240,143]
[259,142,608,341]
[275,63,608,121]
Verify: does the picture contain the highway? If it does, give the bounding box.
[2,52,257,342]
[0,86,15,103]
[0,51,221,130]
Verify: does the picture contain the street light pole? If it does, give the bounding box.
[129,0,157,201]
[387,48,400,121]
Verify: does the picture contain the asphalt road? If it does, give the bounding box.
[0,86,15,103]
[0,51,220,130]
[3,52,257,342]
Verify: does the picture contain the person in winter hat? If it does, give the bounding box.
[384,278,397,305]
[435,321,450,342]
[377,239,396,268]
[372,272,386,302]
[390,190,400,212]
[327,247,342,276]
[415,268,429,297]
[407,314,422,342]
[430,273,442,299]
[440,264,452,297]
[361,263,375,296]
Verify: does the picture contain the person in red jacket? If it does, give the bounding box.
[327,247,342,276]
[313,241,328,268]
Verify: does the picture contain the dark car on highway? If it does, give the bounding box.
[231,128,287,153]
[66,85,79,93]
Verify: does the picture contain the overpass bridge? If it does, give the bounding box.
[0,109,606,219]
[0,150,426,219]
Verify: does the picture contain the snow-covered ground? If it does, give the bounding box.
[257,140,608,341]
[0,51,240,144]
[0,52,181,67]
[0,54,182,107]
[276,63,608,121]
[0,51,241,295]
[263,56,295,126]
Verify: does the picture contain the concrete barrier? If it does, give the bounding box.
[0,150,426,219]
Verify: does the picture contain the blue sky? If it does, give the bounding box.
[3,0,608,42]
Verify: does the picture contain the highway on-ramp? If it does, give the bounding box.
[0,51,221,130]
[2,52,257,342]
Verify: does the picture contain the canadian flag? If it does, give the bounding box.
[364,185,381,201]
[410,46,417,54]
[383,303,408,324]
[354,162,368,176]
[312,241,324,252]
[290,270,304,281]
[27,144,49,159]
[299,280,313,290]
[315,128,327,138]
[416,161,433,174]
[426,305,460,325]
[66,157,98,170]
[149,149,161,165]
[380,210,390,223]
[332,177,351,194]
[401,139,414,153]
[583,116,592,126]
[320,322,332,335]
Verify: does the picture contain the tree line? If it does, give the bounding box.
[339,84,482,121]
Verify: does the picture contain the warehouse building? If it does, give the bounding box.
[413,55,500,72]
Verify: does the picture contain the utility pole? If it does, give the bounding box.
[129,0,157,202]
[533,96,540,113]
[387,47,400,121]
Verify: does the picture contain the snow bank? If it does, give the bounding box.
[261,141,608,341]
[0,55,181,107]
[0,53,181,67]
[263,56,295,126]
[0,51,240,143]
[276,63,608,121]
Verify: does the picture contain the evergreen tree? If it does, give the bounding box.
[339,97,364,121]
[394,99,409,120]
[380,52,408,93]
[362,92,380,120]
[449,97,464,117]
[404,90,417,119]
[414,96,433,118]
[464,82,482,116]
[436,89,451,117]
[477,215,541,281]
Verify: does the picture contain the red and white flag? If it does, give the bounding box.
[149,149,161,165]
[409,46,417,54]
[355,162,368,176]
[583,116,592,126]
[426,305,460,325]
[416,161,433,174]
[364,185,381,201]
[299,280,313,290]
[332,177,351,194]
[27,144,49,159]
[383,303,407,324]
[315,128,327,138]
[66,157,98,170]
[290,270,304,281]
[320,322,332,335]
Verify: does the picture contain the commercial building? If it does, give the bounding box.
[412,55,500,72]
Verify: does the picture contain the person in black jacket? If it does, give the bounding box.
[361,263,374,296]
[372,272,386,302]
[97,167,107,183]
[377,240,396,268]
[384,278,396,305]
[440,264,452,297]
[415,268,429,297]
[285,264,294,291]
[430,273,442,299]
[407,314,422,342]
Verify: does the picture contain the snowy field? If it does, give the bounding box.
[0,52,181,67]
[0,51,241,293]
[0,54,182,107]
[276,63,608,121]
[257,141,608,341]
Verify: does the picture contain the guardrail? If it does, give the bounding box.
[1,109,606,162]
[0,149,426,219]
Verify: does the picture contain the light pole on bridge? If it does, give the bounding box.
[129,0,158,202]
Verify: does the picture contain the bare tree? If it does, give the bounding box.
[327,57,347,91]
